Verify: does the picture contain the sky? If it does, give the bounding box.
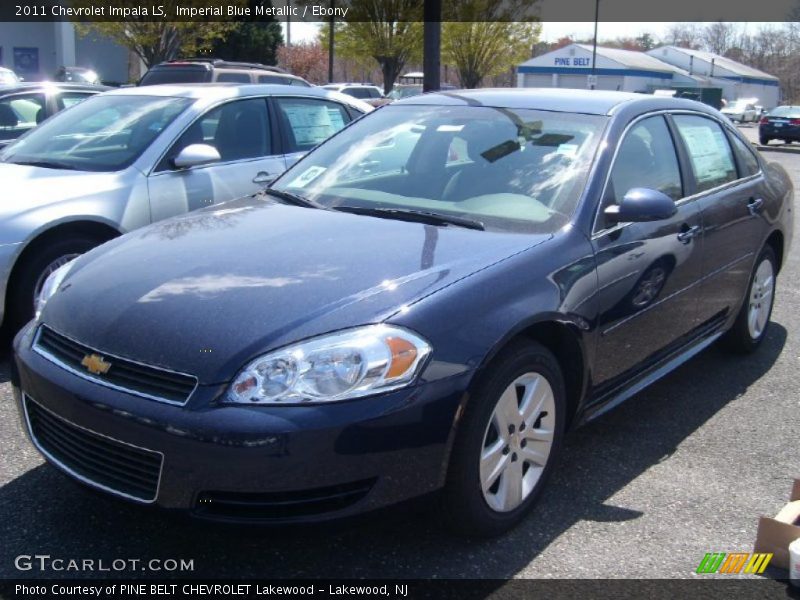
[280,21,780,45]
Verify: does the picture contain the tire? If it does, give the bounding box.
[722,245,777,354]
[760,137,770,145]
[5,235,101,334]
[441,340,566,537]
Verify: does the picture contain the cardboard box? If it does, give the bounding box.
[754,478,800,570]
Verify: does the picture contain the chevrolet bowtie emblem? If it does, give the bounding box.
[81,353,111,375]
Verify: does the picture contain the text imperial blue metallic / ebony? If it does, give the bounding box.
[12,88,793,536]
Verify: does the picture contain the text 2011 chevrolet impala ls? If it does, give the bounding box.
[12,89,793,536]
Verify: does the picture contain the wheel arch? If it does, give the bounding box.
[471,316,590,431]
[5,219,121,320]
[765,229,785,273]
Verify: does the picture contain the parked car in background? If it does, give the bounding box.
[13,89,791,536]
[53,66,102,86]
[0,67,19,85]
[721,98,759,123]
[322,83,387,107]
[759,105,800,145]
[0,82,109,149]
[139,59,311,87]
[386,83,457,102]
[0,84,371,332]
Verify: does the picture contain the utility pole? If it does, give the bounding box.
[286,0,291,47]
[423,0,441,92]
[590,0,599,90]
[328,0,335,83]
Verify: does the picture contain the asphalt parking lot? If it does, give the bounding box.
[0,144,798,582]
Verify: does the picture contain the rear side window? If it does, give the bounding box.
[274,98,351,153]
[216,72,250,83]
[344,88,371,99]
[140,67,209,85]
[57,92,95,110]
[258,74,285,84]
[672,115,738,193]
[729,133,760,177]
[607,115,683,208]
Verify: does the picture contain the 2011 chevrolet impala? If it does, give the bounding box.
[11,89,793,536]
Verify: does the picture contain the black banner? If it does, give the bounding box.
[1,579,799,600]
[1,0,799,23]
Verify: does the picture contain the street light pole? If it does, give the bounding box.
[327,0,336,83]
[423,0,441,92]
[591,0,599,90]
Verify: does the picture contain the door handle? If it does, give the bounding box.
[252,172,274,184]
[677,224,701,244]
[747,197,765,216]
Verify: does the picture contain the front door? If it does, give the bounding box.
[591,114,704,392]
[147,97,286,222]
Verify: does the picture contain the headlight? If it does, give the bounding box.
[34,260,75,320]
[226,325,431,404]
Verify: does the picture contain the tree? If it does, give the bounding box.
[663,23,702,49]
[320,0,423,93]
[277,42,329,84]
[74,0,241,67]
[443,22,540,88]
[210,0,283,65]
[703,22,741,56]
[636,32,656,51]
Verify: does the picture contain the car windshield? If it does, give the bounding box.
[727,100,750,109]
[272,104,607,234]
[0,94,192,172]
[388,86,422,100]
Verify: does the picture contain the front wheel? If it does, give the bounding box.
[5,235,102,334]
[441,341,566,537]
[722,246,776,353]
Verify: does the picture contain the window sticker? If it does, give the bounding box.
[283,104,345,147]
[680,125,732,183]
[287,165,327,188]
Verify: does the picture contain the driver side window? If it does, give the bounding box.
[606,116,683,213]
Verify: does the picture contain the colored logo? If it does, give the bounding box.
[81,354,112,375]
[696,552,772,574]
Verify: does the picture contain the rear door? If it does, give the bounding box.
[591,114,704,393]
[670,113,770,325]
[272,96,354,168]
[147,97,286,222]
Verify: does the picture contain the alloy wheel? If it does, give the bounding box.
[480,372,556,513]
[748,257,774,340]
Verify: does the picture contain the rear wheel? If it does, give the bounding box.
[441,341,566,537]
[5,235,101,334]
[759,136,771,145]
[722,246,776,354]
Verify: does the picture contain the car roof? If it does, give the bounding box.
[0,82,109,94]
[395,87,710,116]
[101,83,374,112]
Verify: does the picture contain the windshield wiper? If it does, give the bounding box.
[260,188,325,210]
[8,159,79,170]
[335,206,485,231]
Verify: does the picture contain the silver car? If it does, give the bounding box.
[0,84,372,331]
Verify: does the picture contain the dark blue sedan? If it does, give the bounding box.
[12,89,794,536]
[759,105,800,145]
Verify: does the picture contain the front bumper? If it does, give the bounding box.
[12,323,470,523]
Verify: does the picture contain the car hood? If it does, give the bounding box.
[43,196,550,384]
[0,162,129,218]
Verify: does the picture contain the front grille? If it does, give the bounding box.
[195,479,375,521]
[24,396,162,502]
[35,326,197,404]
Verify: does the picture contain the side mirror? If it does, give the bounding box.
[172,144,221,170]
[604,188,677,223]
